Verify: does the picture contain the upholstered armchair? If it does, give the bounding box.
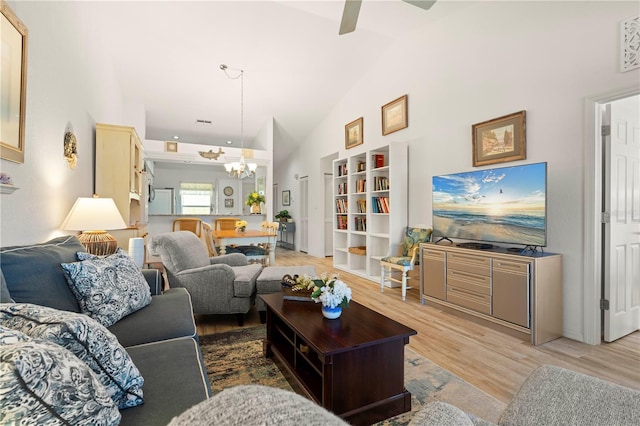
[380,227,432,301]
[149,231,263,326]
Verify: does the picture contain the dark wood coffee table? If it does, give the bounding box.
[260,293,417,425]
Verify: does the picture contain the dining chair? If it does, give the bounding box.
[172,218,203,237]
[214,217,239,231]
[200,222,218,257]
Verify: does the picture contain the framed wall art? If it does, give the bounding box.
[345,117,363,149]
[382,94,408,136]
[0,1,28,164]
[165,141,178,152]
[282,190,290,206]
[472,110,526,167]
[224,198,234,208]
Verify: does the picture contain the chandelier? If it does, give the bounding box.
[220,64,257,178]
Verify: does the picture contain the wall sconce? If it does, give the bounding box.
[64,129,78,169]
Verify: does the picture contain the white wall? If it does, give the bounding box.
[0,1,124,246]
[277,1,640,342]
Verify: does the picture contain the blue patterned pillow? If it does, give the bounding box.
[0,303,145,409]
[61,248,152,327]
[0,331,121,425]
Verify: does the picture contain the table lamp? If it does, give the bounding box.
[61,196,127,255]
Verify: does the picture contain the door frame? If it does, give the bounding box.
[583,85,640,345]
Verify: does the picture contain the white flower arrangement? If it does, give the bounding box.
[292,272,352,309]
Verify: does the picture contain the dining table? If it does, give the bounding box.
[211,229,277,265]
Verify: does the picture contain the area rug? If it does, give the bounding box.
[199,326,506,425]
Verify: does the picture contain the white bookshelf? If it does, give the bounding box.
[332,143,408,283]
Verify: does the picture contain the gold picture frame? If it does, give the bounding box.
[382,94,408,136]
[345,117,363,149]
[472,110,526,167]
[0,1,28,164]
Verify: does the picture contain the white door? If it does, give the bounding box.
[603,96,640,342]
[299,177,309,252]
[324,173,334,256]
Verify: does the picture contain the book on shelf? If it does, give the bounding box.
[355,178,366,193]
[372,154,385,168]
[337,181,347,195]
[337,163,347,177]
[381,196,389,213]
[356,199,366,213]
[336,215,348,230]
[373,176,389,191]
[354,216,366,231]
[335,198,348,213]
[371,196,390,213]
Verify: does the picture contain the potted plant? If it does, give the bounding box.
[246,192,266,214]
[275,210,292,222]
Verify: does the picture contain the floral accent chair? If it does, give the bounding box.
[380,227,432,301]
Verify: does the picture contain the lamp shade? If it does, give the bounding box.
[61,197,127,231]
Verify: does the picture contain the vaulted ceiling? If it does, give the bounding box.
[83,1,468,160]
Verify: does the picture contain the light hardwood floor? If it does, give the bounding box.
[195,248,640,404]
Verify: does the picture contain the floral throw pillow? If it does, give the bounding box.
[0,327,121,425]
[0,303,145,409]
[61,248,152,327]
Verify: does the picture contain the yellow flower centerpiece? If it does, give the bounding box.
[235,220,248,233]
[246,192,266,214]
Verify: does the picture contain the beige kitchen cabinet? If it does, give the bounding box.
[95,123,145,227]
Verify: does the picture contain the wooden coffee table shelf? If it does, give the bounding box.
[261,293,417,425]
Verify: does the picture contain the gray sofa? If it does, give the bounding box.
[167,365,639,426]
[0,236,211,425]
[411,364,640,425]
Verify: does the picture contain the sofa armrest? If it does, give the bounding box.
[499,365,640,425]
[167,385,348,426]
[209,253,248,267]
[409,401,480,426]
[142,269,162,295]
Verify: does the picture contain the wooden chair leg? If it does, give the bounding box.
[237,313,245,327]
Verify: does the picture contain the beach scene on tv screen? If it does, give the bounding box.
[432,163,546,246]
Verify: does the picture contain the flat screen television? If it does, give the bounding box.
[432,162,547,247]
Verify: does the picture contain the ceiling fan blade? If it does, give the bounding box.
[402,0,437,11]
[339,0,362,35]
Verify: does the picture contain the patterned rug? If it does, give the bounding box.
[199,326,506,425]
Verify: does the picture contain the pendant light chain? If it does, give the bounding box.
[220,64,256,178]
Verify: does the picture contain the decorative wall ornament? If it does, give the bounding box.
[620,15,639,72]
[199,147,225,160]
[0,172,18,194]
[0,1,28,164]
[64,130,78,169]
